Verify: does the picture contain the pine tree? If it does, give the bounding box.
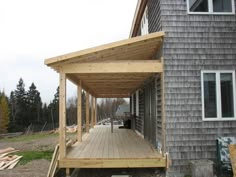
[26,83,42,123]
[14,78,28,128]
[0,92,10,133]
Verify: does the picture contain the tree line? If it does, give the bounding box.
[0,78,128,133]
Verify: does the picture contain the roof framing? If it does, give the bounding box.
[45,31,165,98]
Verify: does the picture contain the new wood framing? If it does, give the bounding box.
[45,31,166,170]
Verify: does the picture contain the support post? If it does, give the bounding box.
[77,83,82,142]
[161,58,166,154]
[95,98,97,125]
[59,72,66,160]
[86,91,90,133]
[91,96,94,128]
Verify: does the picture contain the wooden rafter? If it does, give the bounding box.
[45,31,164,66]
[45,31,164,98]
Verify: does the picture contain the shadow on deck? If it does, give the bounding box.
[58,126,166,168]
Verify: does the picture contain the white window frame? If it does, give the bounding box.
[187,0,235,15]
[201,70,236,121]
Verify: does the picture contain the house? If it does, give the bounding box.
[129,0,236,175]
[45,0,236,176]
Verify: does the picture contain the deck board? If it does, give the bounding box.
[60,125,166,168]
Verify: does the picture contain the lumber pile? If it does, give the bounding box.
[0,147,22,170]
[52,124,77,134]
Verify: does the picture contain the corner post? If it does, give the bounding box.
[77,82,82,142]
[161,57,166,154]
[86,91,90,133]
[59,72,66,159]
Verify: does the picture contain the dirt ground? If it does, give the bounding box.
[0,134,165,177]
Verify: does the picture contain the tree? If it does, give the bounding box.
[26,83,42,123]
[0,92,10,133]
[48,86,59,129]
[67,96,77,125]
[14,78,28,128]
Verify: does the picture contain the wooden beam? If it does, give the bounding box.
[97,94,130,98]
[77,83,82,142]
[86,92,90,133]
[67,74,96,96]
[59,158,166,168]
[59,72,66,160]
[61,60,163,74]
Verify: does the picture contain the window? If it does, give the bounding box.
[187,0,235,14]
[201,71,236,120]
[141,6,148,35]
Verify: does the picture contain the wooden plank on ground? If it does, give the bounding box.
[229,144,236,176]
[0,156,22,170]
[47,144,59,177]
[0,147,15,155]
[7,160,20,169]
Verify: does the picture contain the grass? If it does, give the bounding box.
[2,132,58,142]
[14,150,53,165]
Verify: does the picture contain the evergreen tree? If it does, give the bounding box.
[14,78,28,128]
[0,92,10,133]
[26,83,42,123]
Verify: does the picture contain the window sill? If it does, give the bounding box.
[203,118,236,121]
[187,12,235,15]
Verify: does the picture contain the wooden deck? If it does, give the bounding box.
[58,126,166,168]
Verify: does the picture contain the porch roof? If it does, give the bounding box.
[45,31,165,98]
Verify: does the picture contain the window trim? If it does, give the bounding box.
[187,0,235,15]
[201,70,236,121]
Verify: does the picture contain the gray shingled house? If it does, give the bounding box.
[129,0,236,175]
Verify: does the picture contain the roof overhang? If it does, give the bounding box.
[45,31,165,98]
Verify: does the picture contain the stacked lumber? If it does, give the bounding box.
[0,147,22,170]
[52,125,77,134]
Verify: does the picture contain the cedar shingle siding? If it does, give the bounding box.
[146,0,236,174]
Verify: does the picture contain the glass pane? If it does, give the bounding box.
[221,73,234,117]
[204,73,217,118]
[213,0,232,12]
[189,0,209,12]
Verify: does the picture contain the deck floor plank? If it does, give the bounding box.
[63,125,166,168]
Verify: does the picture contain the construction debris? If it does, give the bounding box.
[0,147,22,170]
[52,124,78,134]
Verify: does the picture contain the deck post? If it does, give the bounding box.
[59,72,66,160]
[95,98,97,125]
[77,82,82,142]
[91,96,94,128]
[86,91,90,133]
[161,57,166,154]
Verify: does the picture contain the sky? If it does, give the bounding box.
[0,0,137,104]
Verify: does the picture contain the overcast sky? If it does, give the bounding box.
[0,0,137,103]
